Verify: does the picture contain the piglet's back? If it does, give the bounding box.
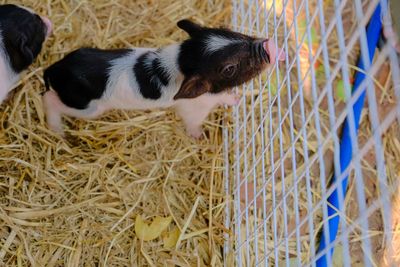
[44,48,131,110]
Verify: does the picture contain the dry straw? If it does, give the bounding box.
[0,0,232,266]
[0,0,399,267]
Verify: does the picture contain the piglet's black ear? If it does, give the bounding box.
[177,19,203,37]
[174,76,211,100]
[19,35,34,65]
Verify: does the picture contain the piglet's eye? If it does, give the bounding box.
[220,64,237,78]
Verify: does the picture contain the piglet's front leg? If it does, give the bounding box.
[218,92,241,106]
[0,86,9,105]
[174,91,240,138]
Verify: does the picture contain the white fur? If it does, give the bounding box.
[43,44,239,137]
[205,35,241,54]
[0,33,19,105]
[175,92,239,138]
[104,46,182,110]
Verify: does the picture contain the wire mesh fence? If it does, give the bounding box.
[225,0,400,266]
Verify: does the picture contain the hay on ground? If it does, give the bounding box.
[0,1,232,266]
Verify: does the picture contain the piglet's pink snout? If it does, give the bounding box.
[41,16,52,37]
[263,40,285,65]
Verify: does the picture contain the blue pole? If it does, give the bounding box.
[316,4,383,267]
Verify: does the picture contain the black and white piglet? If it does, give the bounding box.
[43,20,285,138]
[0,4,52,104]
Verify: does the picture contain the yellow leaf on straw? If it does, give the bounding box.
[135,215,148,240]
[163,227,180,249]
[135,215,172,241]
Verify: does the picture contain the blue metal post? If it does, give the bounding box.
[316,4,383,266]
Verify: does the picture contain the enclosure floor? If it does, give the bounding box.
[1,1,400,266]
[0,1,232,266]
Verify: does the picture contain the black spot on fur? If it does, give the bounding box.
[134,51,170,100]
[152,57,170,86]
[0,4,47,73]
[44,48,131,110]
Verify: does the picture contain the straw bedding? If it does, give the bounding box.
[0,0,232,266]
[1,0,399,266]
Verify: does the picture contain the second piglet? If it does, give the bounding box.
[43,20,285,138]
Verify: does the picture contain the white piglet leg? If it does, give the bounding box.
[43,90,64,134]
[175,98,214,138]
[175,91,240,138]
[43,90,106,135]
[217,91,241,106]
[0,87,8,105]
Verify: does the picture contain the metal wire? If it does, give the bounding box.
[229,0,400,266]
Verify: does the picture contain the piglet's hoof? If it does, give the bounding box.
[49,125,65,138]
[187,127,203,139]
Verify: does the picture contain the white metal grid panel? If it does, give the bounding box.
[226,0,400,266]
